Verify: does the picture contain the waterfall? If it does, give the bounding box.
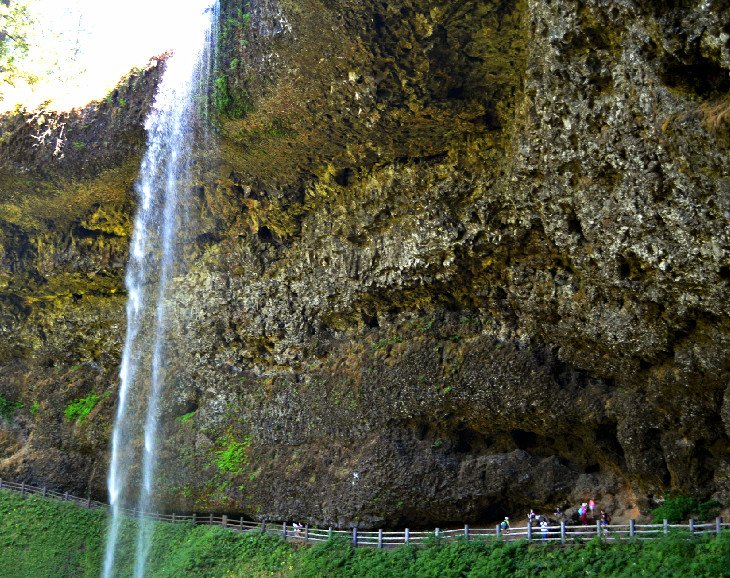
[102,3,218,577]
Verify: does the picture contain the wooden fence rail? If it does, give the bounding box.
[1,478,727,549]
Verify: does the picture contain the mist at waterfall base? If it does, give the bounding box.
[102,2,218,577]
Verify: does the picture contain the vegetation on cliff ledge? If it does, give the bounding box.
[1,491,729,578]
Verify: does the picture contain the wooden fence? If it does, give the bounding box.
[1,478,727,549]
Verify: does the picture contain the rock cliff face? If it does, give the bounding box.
[0,0,728,527]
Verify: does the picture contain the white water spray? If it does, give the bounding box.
[103,3,218,577]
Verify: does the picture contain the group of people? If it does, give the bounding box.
[575,500,612,526]
[498,499,613,540]
[499,514,552,540]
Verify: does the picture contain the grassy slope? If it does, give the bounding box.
[1,491,729,578]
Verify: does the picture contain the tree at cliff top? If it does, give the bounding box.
[0,0,204,111]
[0,0,33,92]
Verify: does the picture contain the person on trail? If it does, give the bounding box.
[589,499,596,517]
[554,506,563,519]
[580,503,588,525]
[600,509,611,525]
[500,517,511,533]
[528,509,536,524]
[540,518,549,541]
[600,509,611,538]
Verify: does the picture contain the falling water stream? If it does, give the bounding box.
[103,3,218,577]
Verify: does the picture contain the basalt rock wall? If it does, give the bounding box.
[0,0,728,528]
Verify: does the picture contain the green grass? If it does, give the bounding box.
[1,490,729,578]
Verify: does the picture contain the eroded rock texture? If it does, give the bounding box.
[0,0,728,527]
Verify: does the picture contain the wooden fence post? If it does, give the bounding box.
[716,517,722,535]
[240,518,244,531]
[209,513,214,525]
[0,478,3,489]
[663,519,669,535]
[222,514,228,527]
[629,519,635,539]
[283,522,288,540]
[261,521,267,533]
[496,524,502,541]
[405,528,410,544]
[352,527,358,547]
[42,486,47,497]
[328,527,333,540]
[560,521,566,544]
[464,524,470,541]
[305,524,309,542]
[435,527,440,538]
[527,521,532,541]
[596,521,602,541]
[20,482,25,497]
[64,491,69,501]
[689,518,695,536]
[378,529,383,549]
[192,512,196,524]
[86,496,91,509]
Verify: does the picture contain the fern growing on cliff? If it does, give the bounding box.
[63,393,99,423]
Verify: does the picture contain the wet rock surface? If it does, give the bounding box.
[0,0,728,526]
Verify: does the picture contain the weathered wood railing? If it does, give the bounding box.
[1,478,727,549]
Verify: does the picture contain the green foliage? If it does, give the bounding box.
[0,0,33,89]
[177,411,196,424]
[63,393,99,423]
[696,500,722,521]
[71,140,86,151]
[214,1,254,120]
[29,400,40,414]
[102,94,127,108]
[211,434,252,475]
[651,495,722,523]
[0,394,22,420]
[268,116,292,137]
[0,490,295,578]
[213,74,230,113]
[1,489,730,578]
[371,335,402,351]
[212,73,252,119]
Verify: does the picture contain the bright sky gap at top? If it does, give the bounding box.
[2,0,212,111]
